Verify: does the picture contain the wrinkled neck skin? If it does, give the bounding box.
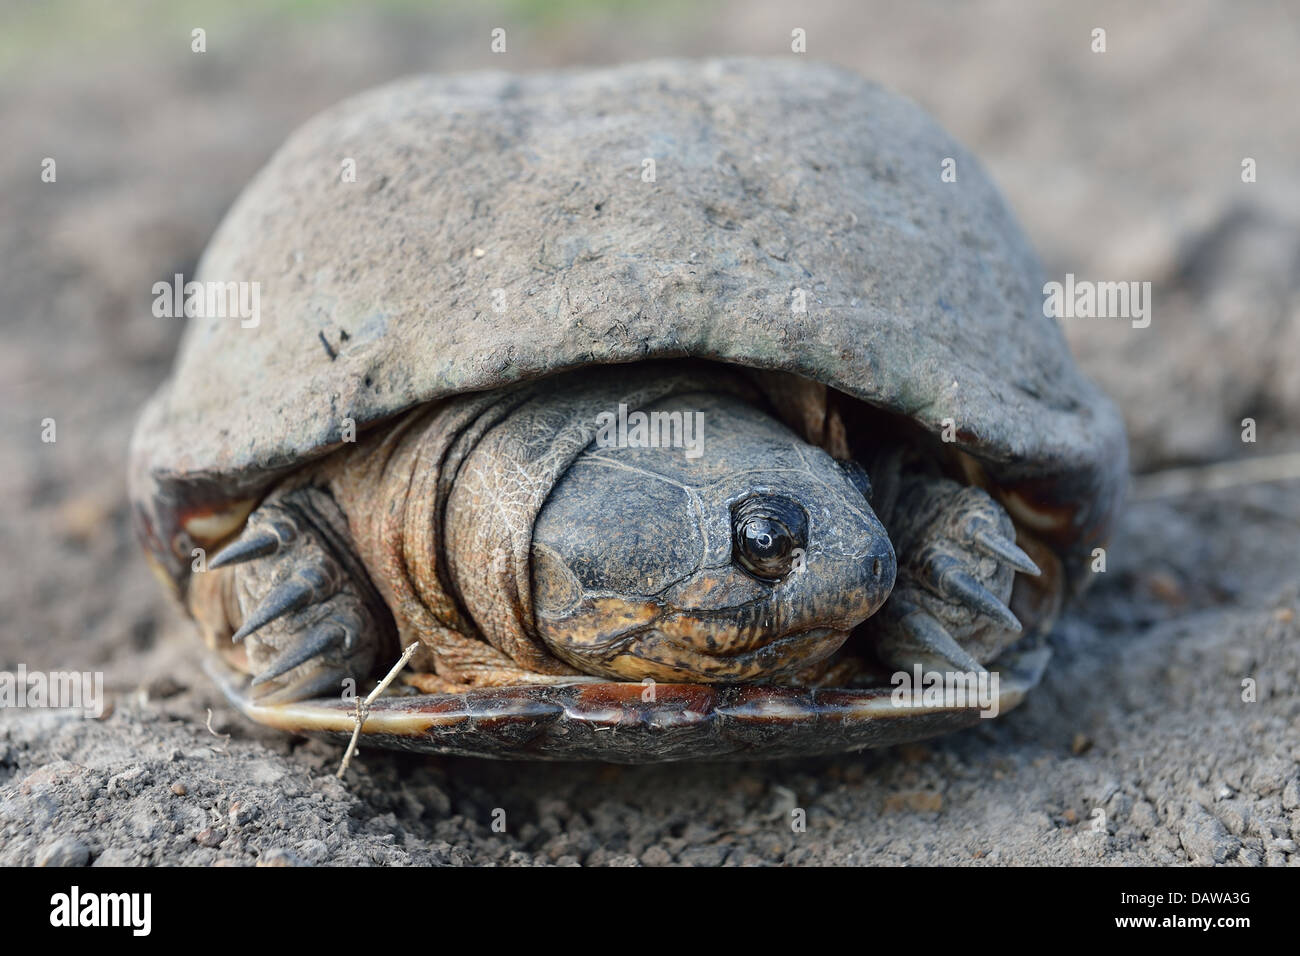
[330,362,895,688]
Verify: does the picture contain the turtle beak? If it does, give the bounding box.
[866,536,897,614]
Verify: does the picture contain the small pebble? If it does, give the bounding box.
[195,827,226,848]
[55,494,111,542]
[1281,778,1300,810]
[36,838,91,867]
[257,848,305,867]
[640,845,673,866]
[229,801,259,826]
[883,791,943,813]
[1145,570,1186,605]
[898,744,931,764]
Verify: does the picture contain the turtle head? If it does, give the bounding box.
[530,391,896,683]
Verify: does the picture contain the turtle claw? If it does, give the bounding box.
[971,529,1040,576]
[210,513,298,570]
[874,476,1033,672]
[885,603,984,673]
[250,623,347,686]
[252,665,350,705]
[209,528,281,570]
[937,567,1022,633]
[209,487,385,704]
[231,569,331,643]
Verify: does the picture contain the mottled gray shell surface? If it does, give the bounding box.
[131,58,1126,585]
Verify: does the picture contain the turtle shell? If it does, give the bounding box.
[129,59,1126,759]
[205,649,1052,762]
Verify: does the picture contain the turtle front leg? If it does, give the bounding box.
[870,467,1040,674]
[198,486,390,703]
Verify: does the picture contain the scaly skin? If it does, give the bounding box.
[866,450,1042,673]
[190,485,391,703]
[192,365,1045,702]
[529,389,895,681]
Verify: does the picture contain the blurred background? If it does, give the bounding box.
[1,1,1297,866]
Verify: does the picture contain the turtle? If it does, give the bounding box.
[129,59,1127,762]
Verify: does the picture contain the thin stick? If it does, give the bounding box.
[204,708,231,754]
[1131,451,1300,501]
[336,642,420,779]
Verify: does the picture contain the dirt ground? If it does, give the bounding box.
[2,0,1298,865]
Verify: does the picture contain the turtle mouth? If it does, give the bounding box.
[689,626,848,668]
[569,623,852,683]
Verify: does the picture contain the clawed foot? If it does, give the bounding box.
[875,479,1039,674]
[209,489,382,703]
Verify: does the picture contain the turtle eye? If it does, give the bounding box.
[731,495,809,582]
